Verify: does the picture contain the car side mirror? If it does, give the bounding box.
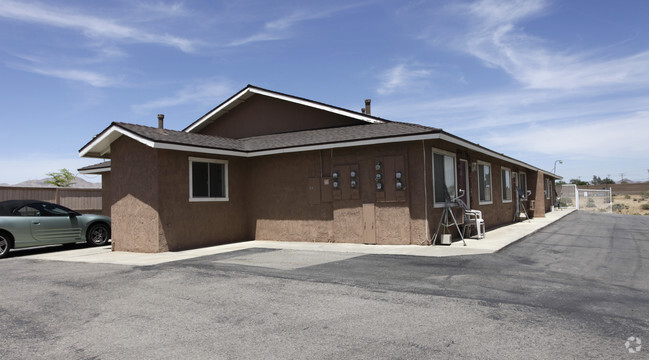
[69,211,81,217]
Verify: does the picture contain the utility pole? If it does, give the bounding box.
[620,173,624,182]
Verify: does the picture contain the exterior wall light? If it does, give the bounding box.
[376,182,383,191]
[351,180,358,188]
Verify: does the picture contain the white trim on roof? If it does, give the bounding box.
[78,166,111,174]
[79,125,560,179]
[184,86,384,133]
[79,125,155,158]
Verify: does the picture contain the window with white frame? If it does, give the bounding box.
[545,178,551,200]
[432,149,456,207]
[501,167,512,202]
[478,161,492,204]
[189,157,228,201]
[518,172,528,199]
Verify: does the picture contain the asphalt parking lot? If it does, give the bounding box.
[1,211,648,359]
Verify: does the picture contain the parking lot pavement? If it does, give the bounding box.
[18,209,576,265]
[1,211,647,359]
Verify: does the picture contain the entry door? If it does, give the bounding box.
[458,159,470,206]
[362,203,376,244]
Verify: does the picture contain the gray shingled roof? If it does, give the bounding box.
[114,121,440,153]
[118,123,247,151]
[78,161,111,172]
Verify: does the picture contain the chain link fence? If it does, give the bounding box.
[557,184,612,213]
[578,189,612,213]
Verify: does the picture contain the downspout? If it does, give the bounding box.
[422,140,430,245]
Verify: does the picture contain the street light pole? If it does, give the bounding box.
[553,160,563,174]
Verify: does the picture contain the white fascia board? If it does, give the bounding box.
[184,89,251,133]
[147,134,440,158]
[184,87,383,133]
[249,133,440,157]
[437,133,556,176]
[80,126,559,180]
[153,142,247,157]
[79,125,155,158]
[249,88,384,124]
[79,167,111,174]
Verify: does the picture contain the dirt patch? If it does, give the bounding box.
[611,193,649,215]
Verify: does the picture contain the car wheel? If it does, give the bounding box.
[86,223,110,246]
[0,232,11,259]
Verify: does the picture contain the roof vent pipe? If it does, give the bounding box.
[361,108,366,114]
[364,99,371,115]
[157,114,164,129]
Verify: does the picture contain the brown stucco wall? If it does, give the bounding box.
[106,135,556,251]
[246,143,425,245]
[155,150,250,251]
[197,94,367,139]
[110,137,165,253]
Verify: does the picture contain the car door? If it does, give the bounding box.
[21,203,83,244]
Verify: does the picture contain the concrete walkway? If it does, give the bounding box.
[24,209,576,266]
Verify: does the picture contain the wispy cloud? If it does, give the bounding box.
[0,0,199,52]
[228,3,366,47]
[377,63,431,95]
[132,80,235,112]
[454,0,649,91]
[486,111,649,158]
[10,63,119,87]
[133,1,189,17]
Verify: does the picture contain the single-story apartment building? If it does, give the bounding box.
[79,85,561,253]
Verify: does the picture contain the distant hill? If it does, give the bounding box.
[8,177,101,188]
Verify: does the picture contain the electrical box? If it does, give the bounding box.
[332,164,360,201]
[375,155,406,203]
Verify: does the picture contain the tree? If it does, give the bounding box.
[601,177,615,185]
[570,178,588,186]
[592,175,615,185]
[46,168,76,187]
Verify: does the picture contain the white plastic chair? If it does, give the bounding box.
[455,191,486,240]
[464,209,485,239]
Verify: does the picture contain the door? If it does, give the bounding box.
[458,159,470,206]
[20,203,83,243]
[362,203,376,244]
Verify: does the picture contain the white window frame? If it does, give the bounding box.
[477,160,493,205]
[501,167,512,203]
[431,148,457,208]
[189,157,229,202]
[518,172,528,199]
[545,178,551,200]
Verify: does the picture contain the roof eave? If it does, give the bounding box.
[437,131,562,178]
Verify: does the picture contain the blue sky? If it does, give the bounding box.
[1,0,648,184]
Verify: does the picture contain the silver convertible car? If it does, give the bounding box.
[0,200,111,258]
